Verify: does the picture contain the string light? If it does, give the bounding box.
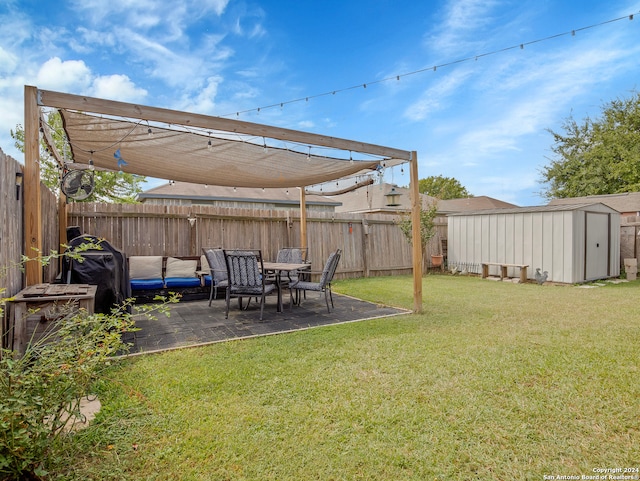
[207,131,213,150]
[220,11,639,119]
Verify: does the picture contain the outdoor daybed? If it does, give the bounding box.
[128,255,212,302]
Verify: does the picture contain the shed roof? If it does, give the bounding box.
[447,203,618,216]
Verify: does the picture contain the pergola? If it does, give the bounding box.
[23,85,423,312]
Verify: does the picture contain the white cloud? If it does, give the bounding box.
[35,57,92,92]
[0,46,18,74]
[91,74,148,102]
[425,0,501,55]
[297,120,315,129]
[175,76,222,114]
[70,0,230,33]
[404,69,473,121]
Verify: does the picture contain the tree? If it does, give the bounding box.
[397,202,439,250]
[11,112,145,203]
[418,175,471,199]
[540,92,640,199]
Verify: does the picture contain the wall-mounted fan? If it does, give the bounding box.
[61,170,95,200]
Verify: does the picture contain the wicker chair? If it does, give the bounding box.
[223,249,276,321]
[271,247,309,303]
[291,249,341,313]
[202,247,229,306]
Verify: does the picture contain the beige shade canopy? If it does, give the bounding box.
[24,86,423,312]
[58,109,404,189]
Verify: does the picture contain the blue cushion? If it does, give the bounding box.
[165,277,201,288]
[131,278,165,290]
[203,275,212,286]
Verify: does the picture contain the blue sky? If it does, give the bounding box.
[1,0,639,206]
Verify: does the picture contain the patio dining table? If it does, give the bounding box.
[262,262,311,313]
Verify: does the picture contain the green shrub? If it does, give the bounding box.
[0,249,178,480]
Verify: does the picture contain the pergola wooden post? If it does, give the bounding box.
[24,85,42,285]
[409,151,423,313]
[299,188,307,250]
[25,86,424,312]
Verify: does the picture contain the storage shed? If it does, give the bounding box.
[447,203,620,284]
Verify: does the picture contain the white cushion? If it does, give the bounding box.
[200,254,210,272]
[129,256,163,280]
[165,257,198,278]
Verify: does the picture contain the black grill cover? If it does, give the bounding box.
[62,235,131,314]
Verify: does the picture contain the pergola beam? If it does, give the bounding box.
[37,89,413,161]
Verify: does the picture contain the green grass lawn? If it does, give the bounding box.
[55,275,639,480]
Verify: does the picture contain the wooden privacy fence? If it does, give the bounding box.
[67,203,447,278]
[0,149,59,298]
[620,216,640,261]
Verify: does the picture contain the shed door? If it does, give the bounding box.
[585,212,610,280]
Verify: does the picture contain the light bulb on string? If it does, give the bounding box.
[263,137,268,153]
[207,131,213,151]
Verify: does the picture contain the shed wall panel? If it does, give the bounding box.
[447,203,619,283]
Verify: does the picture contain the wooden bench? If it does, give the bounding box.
[481,262,528,283]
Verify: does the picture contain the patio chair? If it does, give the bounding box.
[271,247,309,304]
[291,248,341,313]
[202,247,229,306]
[223,249,277,321]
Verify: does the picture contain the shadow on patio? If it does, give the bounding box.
[122,293,410,355]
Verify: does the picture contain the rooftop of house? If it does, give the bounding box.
[139,181,521,216]
[437,196,518,214]
[138,182,341,207]
[547,192,640,214]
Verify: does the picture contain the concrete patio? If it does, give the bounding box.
[122,293,409,355]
